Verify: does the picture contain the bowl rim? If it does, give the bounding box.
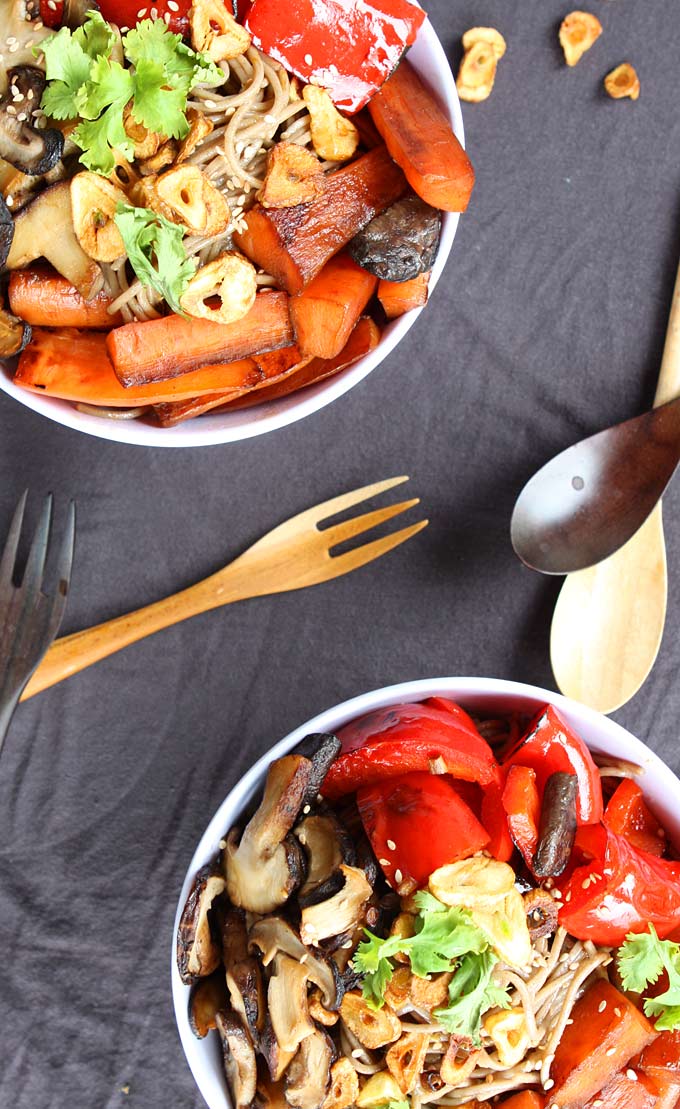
[171,674,680,1109]
[0,16,462,448]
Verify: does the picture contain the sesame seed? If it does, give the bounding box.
[565,1018,573,1026]
[598,1000,607,1013]
[8,42,19,53]
[565,891,572,902]
[6,36,17,44]
[592,1102,603,1108]
[379,859,390,867]
[614,1007,621,1017]
[544,1080,554,1091]
[168,0,179,7]
[606,1047,616,1056]
[304,53,313,65]
[218,839,226,849]
[204,99,217,109]
[351,1049,363,1059]
[299,954,308,964]
[581,878,590,889]
[302,804,311,814]
[47,0,56,8]
[342,939,353,949]
[163,12,171,22]
[627,1070,637,1081]
[386,839,396,851]
[137,6,147,15]
[16,111,27,121]
[6,195,14,207]
[394,869,403,885]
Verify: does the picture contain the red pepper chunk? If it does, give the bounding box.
[502,765,540,869]
[604,778,667,857]
[244,0,427,113]
[502,705,603,826]
[96,0,191,34]
[321,699,501,800]
[480,780,514,863]
[357,771,489,890]
[559,823,680,946]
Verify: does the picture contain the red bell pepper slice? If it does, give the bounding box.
[95,0,191,34]
[321,700,501,800]
[480,780,514,863]
[502,705,603,826]
[604,778,666,857]
[244,0,427,113]
[357,771,490,890]
[502,765,540,869]
[559,823,680,946]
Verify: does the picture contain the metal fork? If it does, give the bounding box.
[0,493,76,755]
[22,476,426,701]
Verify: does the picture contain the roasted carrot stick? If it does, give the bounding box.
[368,60,475,212]
[9,265,123,328]
[290,252,377,359]
[223,316,381,410]
[106,291,293,386]
[233,146,406,295]
[378,272,430,319]
[153,344,311,427]
[13,328,278,406]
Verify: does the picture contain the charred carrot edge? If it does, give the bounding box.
[13,327,280,407]
[153,344,311,427]
[378,272,430,319]
[368,59,475,212]
[105,290,293,386]
[290,252,378,360]
[221,316,382,411]
[233,146,407,295]
[9,265,123,328]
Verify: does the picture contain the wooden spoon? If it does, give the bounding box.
[550,256,680,713]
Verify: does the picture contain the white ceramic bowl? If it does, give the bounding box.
[172,675,680,1109]
[0,17,462,447]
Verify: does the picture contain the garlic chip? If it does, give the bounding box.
[558,11,603,67]
[456,27,507,103]
[604,62,641,100]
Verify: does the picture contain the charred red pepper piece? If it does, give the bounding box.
[321,699,501,800]
[357,771,490,890]
[502,764,540,869]
[559,823,680,945]
[604,778,667,857]
[502,705,603,826]
[480,780,514,863]
[39,0,64,29]
[244,0,427,113]
[96,0,191,34]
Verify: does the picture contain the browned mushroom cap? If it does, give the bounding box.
[268,952,316,1054]
[0,67,64,177]
[248,917,338,1009]
[0,194,13,268]
[300,865,372,947]
[285,1026,335,1109]
[523,888,559,940]
[221,907,265,1040]
[225,755,312,914]
[215,1011,258,1109]
[259,1018,297,1082]
[188,970,230,1039]
[0,301,31,358]
[176,863,225,985]
[255,1078,289,1109]
[296,812,356,898]
[291,733,342,802]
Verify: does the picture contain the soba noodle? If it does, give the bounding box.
[102,45,316,324]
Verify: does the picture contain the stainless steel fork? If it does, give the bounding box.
[0,493,75,757]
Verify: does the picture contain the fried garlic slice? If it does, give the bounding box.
[461,26,507,59]
[180,251,257,325]
[70,172,127,262]
[257,141,326,208]
[558,11,603,67]
[456,29,506,102]
[604,62,640,100]
[303,85,360,162]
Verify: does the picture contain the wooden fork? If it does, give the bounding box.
[22,477,427,701]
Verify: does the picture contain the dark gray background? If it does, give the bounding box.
[1,1,679,1105]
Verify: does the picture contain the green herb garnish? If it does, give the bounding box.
[618,925,680,1031]
[113,203,198,316]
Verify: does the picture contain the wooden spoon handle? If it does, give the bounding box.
[654,256,680,406]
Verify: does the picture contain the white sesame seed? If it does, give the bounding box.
[386,839,396,851]
[378,859,390,867]
[614,1007,621,1017]
[302,804,311,814]
[592,1102,603,1108]
[342,940,353,949]
[351,1049,363,1059]
[168,0,179,8]
[5,195,14,207]
[581,878,590,890]
[598,1000,607,1013]
[394,869,403,885]
[163,12,171,22]
[627,1070,637,1081]
[543,1080,554,1091]
[565,891,572,902]
[16,111,27,121]
[136,6,147,15]
[218,839,226,849]
[565,1018,573,1026]
[6,36,17,44]
[304,53,313,65]
[47,0,56,9]
[8,42,19,53]
[203,100,217,110]
[606,1047,616,1056]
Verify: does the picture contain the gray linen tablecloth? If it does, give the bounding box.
[1,1,680,1105]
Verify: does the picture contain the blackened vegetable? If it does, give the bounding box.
[0,194,13,267]
[533,771,578,878]
[0,300,31,357]
[188,971,229,1039]
[348,194,441,282]
[523,887,559,940]
[0,67,64,176]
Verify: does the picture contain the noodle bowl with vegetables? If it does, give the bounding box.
[0,0,470,435]
[174,685,680,1109]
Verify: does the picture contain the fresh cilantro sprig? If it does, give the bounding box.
[353,891,510,1043]
[38,12,223,175]
[618,925,680,1031]
[113,204,198,316]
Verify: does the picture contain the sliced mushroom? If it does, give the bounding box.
[523,888,559,940]
[215,1011,258,1109]
[259,1017,297,1082]
[255,1078,289,1109]
[225,755,312,914]
[292,734,342,804]
[0,67,64,177]
[0,192,13,266]
[248,917,338,1009]
[533,771,578,879]
[188,970,230,1039]
[0,297,30,357]
[221,907,265,1039]
[6,181,103,299]
[300,865,372,947]
[176,863,225,985]
[285,1027,335,1109]
[340,991,402,1050]
[321,1058,359,1109]
[268,953,315,1054]
[296,809,355,897]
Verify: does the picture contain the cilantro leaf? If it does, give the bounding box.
[114,204,198,316]
[123,19,223,92]
[130,59,190,139]
[434,949,510,1044]
[617,926,680,1033]
[40,28,93,119]
[408,895,487,978]
[72,56,134,174]
[73,10,118,61]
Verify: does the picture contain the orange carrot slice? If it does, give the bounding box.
[290,252,377,359]
[378,272,430,319]
[9,265,123,328]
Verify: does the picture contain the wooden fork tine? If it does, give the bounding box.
[323,498,420,549]
[328,518,429,577]
[307,475,410,527]
[0,490,28,592]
